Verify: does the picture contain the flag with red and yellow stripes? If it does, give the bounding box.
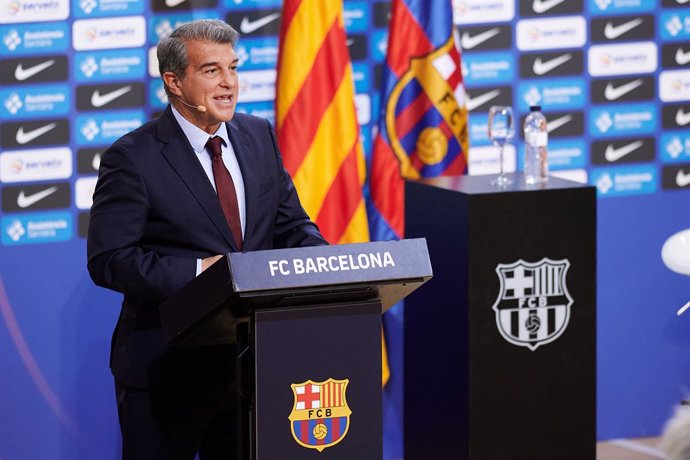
[275,0,369,246]
[276,0,389,386]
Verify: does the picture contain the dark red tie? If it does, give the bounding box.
[205,136,243,250]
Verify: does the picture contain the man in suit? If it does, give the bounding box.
[87,19,327,459]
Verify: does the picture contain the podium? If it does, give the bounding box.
[404,174,596,459]
[159,239,432,459]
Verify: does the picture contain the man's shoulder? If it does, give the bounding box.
[112,116,161,150]
[125,116,160,140]
[103,116,164,167]
[231,112,271,131]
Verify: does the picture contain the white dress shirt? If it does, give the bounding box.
[171,106,246,274]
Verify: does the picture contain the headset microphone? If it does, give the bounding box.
[176,95,207,113]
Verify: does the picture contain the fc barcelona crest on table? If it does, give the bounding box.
[288,378,352,452]
[493,258,574,351]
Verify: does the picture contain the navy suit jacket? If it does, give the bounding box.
[87,106,326,388]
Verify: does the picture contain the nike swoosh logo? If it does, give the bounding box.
[17,186,58,208]
[92,152,102,171]
[240,13,280,34]
[677,170,690,187]
[605,140,643,162]
[546,115,572,133]
[533,0,566,14]
[676,109,690,127]
[91,86,132,108]
[676,48,690,65]
[164,0,185,6]
[16,123,57,145]
[604,18,643,40]
[604,79,643,101]
[466,90,500,112]
[461,28,500,50]
[533,54,571,75]
[14,59,55,81]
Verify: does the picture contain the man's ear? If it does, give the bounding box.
[163,72,181,96]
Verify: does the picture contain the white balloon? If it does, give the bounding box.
[662,229,690,276]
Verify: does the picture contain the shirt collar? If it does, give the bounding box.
[171,105,231,153]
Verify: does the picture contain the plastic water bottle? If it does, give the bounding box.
[523,106,548,184]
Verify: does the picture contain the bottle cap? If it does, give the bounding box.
[530,105,542,112]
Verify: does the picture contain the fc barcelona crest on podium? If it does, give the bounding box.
[493,259,573,351]
[288,378,352,452]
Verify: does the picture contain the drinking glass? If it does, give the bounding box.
[488,105,515,187]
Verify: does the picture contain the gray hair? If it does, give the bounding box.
[158,19,239,96]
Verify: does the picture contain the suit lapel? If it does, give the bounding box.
[227,118,259,250]
[157,107,238,250]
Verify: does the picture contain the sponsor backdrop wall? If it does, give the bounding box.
[0,0,689,457]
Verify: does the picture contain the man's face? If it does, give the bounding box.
[168,39,239,133]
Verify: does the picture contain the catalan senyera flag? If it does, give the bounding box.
[275,0,369,246]
[369,0,469,241]
[275,1,389,386]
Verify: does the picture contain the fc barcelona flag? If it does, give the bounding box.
[369,2,468,457]
[369,0,469,241]
[275,0,369,246]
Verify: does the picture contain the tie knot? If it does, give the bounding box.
[205,136,224,159]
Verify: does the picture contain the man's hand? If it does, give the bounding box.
[201,255,224,272]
